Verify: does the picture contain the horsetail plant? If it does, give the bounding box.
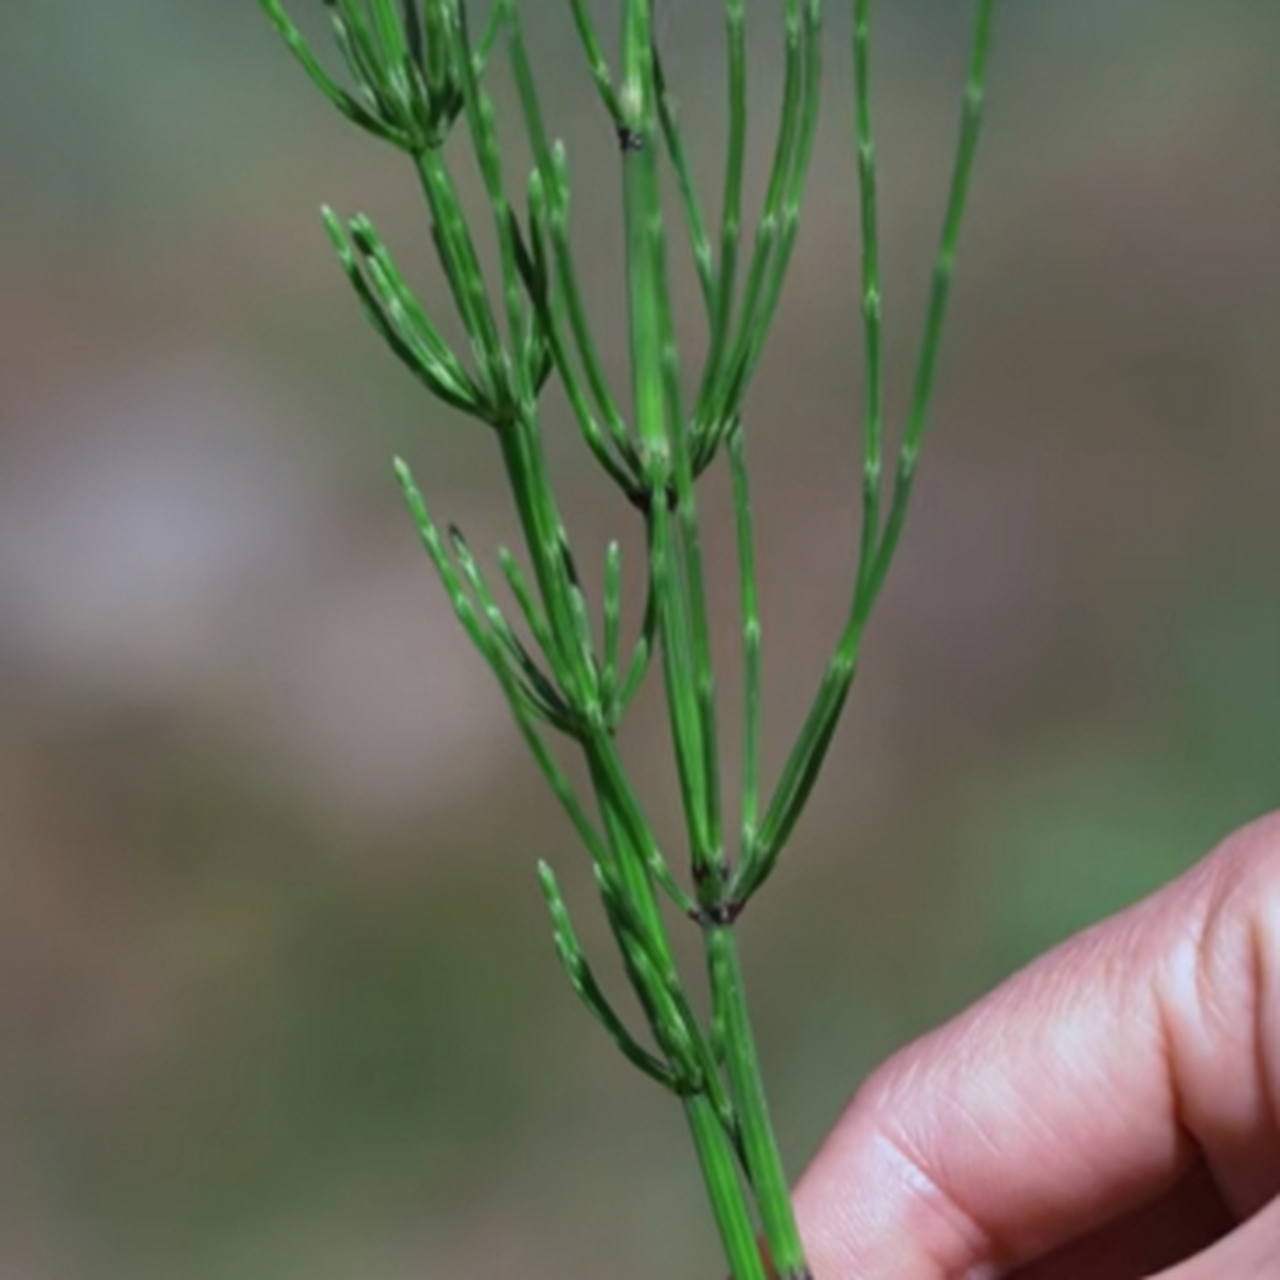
[259,0,999,1275]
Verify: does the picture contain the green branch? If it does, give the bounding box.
[261,1,1004,1275]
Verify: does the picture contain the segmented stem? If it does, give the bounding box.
[728,424,763,860]
[264,3,1002,1277]
[853,0,884,599]
[870,0,997,603]
[738,0,998,902]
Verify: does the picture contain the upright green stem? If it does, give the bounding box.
[263,2,1002,1277]
[584,735,766,1278]
[685,1096,770,1280]
[737,0,999,902]
[616,8,777,1273]
[619,0,722,882]
[496,419,597,716]
[412,150,505,395]
[709,0,747,393]
[729,425,763,859]
[585,733,766,1280]
[708,924,810,1280]
[852,0,884,601]
[870,0,996,601]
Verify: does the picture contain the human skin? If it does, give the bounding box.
[791,812,1280,1279]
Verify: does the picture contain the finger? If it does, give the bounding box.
[1008,1160,1232,1280]
[792,813,1280,1280]
[1153,1192,1280,1280]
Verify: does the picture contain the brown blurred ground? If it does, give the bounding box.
[1,2,1279,1277]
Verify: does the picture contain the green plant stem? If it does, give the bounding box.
[507,15,638,477]
[852,0,884,601]
[685,1096,770,1280]
[580,721,763,1278]
[728,424,763,859]
[264,2,1001,1275]
[619,2,722,886]
[616,7,779,1272]
[735,0,997,903]
[586,731,697,918]
[869,0,996,603]
[412,150,504,393]
[708,0,748,398]
[496,420,597,714]
[708,923,810,1280]
[589,768,768,1280]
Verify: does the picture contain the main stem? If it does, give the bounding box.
[686,1096,771,1280]
[709,923,810,1280]
[617,4,787,1275]
[586,728,769,1280]
[266,0,1002,1275]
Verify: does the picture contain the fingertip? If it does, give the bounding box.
[793,1082,996,1279]
[791,812,1280,1278]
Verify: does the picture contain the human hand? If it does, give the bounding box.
[792,813,1280,1279]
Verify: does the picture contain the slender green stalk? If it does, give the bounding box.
[717,0,824,449]
[518,171,641,497]
[709,924,808,1280]
[628,8,730,924]
[260,0,1003,1275]
[698,0,807,446]
[654,55,716,319]
[614,574,658,719]
[567,0,624,126]
[685,1096,770,1280]
[450,2,531,405]
[601,539,624,702]
[853,0,885,599]
[508,17,638,479]
[413,149,506,399]
[870,0,998,603]
[539,860,678,1089]
[617,1,722,891]
[728,424,763,860]
[496,422,595,713]
[735,0,998,903]
[707,0,748,401]
[396,460,605,857]
[585,730,697,920]
[619,3,670,488]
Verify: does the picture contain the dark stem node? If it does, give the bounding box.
[617,125,645,153]
[696,900,743,928]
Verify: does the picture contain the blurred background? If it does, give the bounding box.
[2,1,1279,1276]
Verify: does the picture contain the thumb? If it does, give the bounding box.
[791,813,1280,1279]
[1152,1193,1280,1280]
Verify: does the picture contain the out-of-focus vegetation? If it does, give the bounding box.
[1,2,1278,1277]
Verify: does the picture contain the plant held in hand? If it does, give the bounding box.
[258,0,998,1274]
